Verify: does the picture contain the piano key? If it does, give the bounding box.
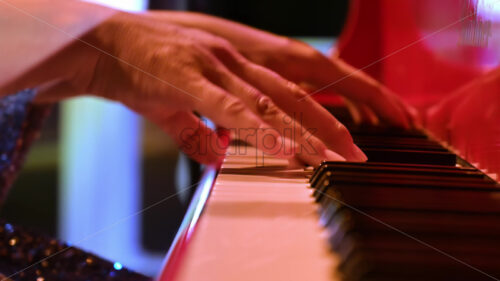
[330,208,500,236]
[362,148,457,165]
[310,164,485,192]
[319,183,500,213]
[313,172,498,203]
[163,113,500,281]
[339,249,500,281]
[353,136,448,151]
[310,161,479,188]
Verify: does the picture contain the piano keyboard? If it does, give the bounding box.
[311,127,500,281]
[162,121,500,281]
[165,144,338,281]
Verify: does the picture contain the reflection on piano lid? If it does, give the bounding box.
[333,0,500,178]
[160,110,500,281]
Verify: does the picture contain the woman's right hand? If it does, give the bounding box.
[31,10,366,165]
[150,11,417,129]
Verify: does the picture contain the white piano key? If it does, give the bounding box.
[173,145,340,281]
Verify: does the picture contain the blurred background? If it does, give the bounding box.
[0,0,348,277]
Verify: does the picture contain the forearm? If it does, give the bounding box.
[0,0,117,96]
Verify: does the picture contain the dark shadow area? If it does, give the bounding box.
[150,0,349,36]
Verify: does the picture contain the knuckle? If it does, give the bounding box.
[212,37,234,52]
[223,96,248,116]
[289,82,310,101]
[210,38,237,56]
[255,95,280,119]
[161,44,205,71]
[245,86,262,101]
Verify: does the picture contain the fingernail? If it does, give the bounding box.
[350,145,367,162]
[324,149,346,162]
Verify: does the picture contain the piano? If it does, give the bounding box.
[159,1,500,280]
[159,113,500,281]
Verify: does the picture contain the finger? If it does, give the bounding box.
[342,97,363,125]
[341,97,381,126]
[295,55,411,128]
[211,50,366,161]
[315,59,411,128]
[142,109,226,164]
[288,148,345,168]
[394,97,421,128]
[287,156,306,169]
[359,103,379,126]
[193,80,295,160]
[204,60,347,165]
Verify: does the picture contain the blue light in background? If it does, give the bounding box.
[59,0,164,277]
[295,37,336,55]
[114,262,123,270]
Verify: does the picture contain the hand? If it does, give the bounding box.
[426,68,500,174]
[427,68,500,144]
[33,10,367,165]
[149,11,417,128]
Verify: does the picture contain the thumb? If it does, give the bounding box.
[141,109,227,165]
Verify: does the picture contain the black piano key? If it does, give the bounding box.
[357,143,448,152]
[339,249,500,281]
[313,110,500,281]
[311,168,489,197]
[353,136,447,151]
[344,232,500,255]
[332,208,500,237]
[313,172,498,203]
[362,148,457,165]
[319,183,500,213]
[310,163,485,191]
[349,126,428,139]
[310,161,478,188]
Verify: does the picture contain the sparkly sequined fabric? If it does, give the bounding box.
[0,220,152,281]
[0,89,50,203]
[0,91,152,280]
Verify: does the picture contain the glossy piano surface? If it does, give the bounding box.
[331,0,500,179]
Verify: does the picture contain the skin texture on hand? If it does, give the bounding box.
[2,2,373,165]
[147,11,417,129]
[27,9,368,165]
